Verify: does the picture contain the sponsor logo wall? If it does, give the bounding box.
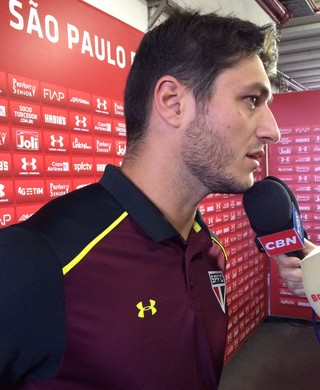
[269,90,320,319]
[0,0,269,363]
[0,71,127,226]
[0,0,142,227]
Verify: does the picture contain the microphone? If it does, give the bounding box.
[242,178,305,258]
[265,176,303,219]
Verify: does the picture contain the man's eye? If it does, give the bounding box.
[247,96,258,107]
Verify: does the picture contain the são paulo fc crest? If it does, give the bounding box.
[208,271,226,313]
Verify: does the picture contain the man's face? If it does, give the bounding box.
[181,55,280,195]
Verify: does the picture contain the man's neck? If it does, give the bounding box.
[120,161,199,241]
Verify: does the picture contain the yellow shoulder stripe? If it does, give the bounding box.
[211,236,228,261]
[62,211,128,275]
[192,220,202,233]
[192,219,228,261]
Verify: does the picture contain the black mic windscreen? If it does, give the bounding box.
[242,179,293,234]
[265,176,300,214]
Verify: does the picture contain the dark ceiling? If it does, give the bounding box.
[258,0,320,91]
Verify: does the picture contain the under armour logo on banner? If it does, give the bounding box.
[75,115,87,127]
[136,299,157,318]
[97,98,107,110]
[50,135,64,147]
[0,184,5,197]
[21,157,37,171]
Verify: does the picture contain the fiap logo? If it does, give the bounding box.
[41,82,67,107]
[0,211,12,227]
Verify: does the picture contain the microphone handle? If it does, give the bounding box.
[286,250,304,260]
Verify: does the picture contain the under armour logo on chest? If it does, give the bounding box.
[136,299,157,318]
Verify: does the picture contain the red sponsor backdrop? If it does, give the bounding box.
[0,0,269,363]
[0,0,142,226]
[269,90,320,319]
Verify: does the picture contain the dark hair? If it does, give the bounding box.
[124,10,278,153]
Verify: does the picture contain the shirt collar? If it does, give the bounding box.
[99,165,211,243]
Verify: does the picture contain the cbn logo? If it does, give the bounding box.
[136,299,157,318]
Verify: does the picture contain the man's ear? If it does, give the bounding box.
[153,75,186,128]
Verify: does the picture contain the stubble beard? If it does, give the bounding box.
[181,115,251,195]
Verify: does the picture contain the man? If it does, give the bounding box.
[0,9,306,390]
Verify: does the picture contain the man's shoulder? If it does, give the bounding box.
[1,183,125,269]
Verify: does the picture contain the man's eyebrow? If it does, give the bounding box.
[244,82,273,103]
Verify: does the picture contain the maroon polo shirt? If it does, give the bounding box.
[1,165,228,389]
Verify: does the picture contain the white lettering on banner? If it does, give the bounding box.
[96,140,111,153]
[95,122,111,132]
[9,0,59,43]
[17,186,44,196]
[12,78,36,97]
[0,184,5,198]
[0,106,6,117]
[265,237,297,250]
[0,132,7,146]
[72,138,91,150]
[0,214,11,226]
[18,214,33,222]
[16,130,39,151]
[96,163,107,172]
[116,141,126,156]
[0,160,9,171]
[47,162,69,172]
[114,103,124,116]
[74,162,92,172]
[44,114,66,126]
[44,88,65,102]
[49,183,70,197]
[70,97,90,106]
[67,24,126,68]
[8,0,134,70]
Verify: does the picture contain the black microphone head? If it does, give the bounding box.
[243,179,293,234]
[265,176,300,214]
